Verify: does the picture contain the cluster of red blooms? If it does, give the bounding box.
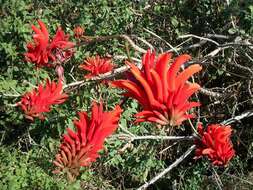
[112,50,202,126]
[53,102,122,181]
[18,80,68,121]
[25,20,75,68]
[18,20,235,180]
[195,123,235,166]
[79,55,114,79]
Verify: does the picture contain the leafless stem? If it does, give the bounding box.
[221,110,253,125]
[79,34,146,53]
[198,87,223,98]
[224,173,253,186]
[63,56,141,89]
[179,34,220,46]
[64,64,130,89]
[114,134,194,141]
[205,33,230,40]
[136,36,154,50]
[137,145,196,190]
[143,28,179,54]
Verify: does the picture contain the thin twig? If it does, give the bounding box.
[224,173,253,186]
[64,56,141,89]
[64,64,130,89]
[206,33,230,40]
[136,36,154,50]
[119,124,135,137]
[219,42,253,48]
[179,34,220,46]
[143,28,179,54]
[221,110,253,125]
[137,145,196,190]
[159,142,178,154]
[114,134,194,141]
[79,34,147,53]
[198,87,223,98]
[212,167,223,190]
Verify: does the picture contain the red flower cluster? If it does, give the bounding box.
[53,101,122,181]
[19,80,68,121]
[79,55,114,79]
[195,123,235,166]
[112,50,202,126]
[73,26,84,38]
[25,20,75,67]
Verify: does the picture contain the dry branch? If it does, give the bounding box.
[79,34,147,53]
[137,145,196,190]
[114,134,194,141]
[221,110,253,125]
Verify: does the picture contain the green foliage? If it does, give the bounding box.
[0,146,79,190]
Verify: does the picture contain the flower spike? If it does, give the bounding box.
[25,20,74,68]
[18,79,68,121]
[195,123,235,166]
[79,55,114,79]
[53,102,122,181]
[111,50,202,126]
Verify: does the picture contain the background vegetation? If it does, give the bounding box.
[0,0,253,189]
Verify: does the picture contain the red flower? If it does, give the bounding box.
[111,50,202,126]
[49,27,75,63]
[19,79,68,121]
[195,123,235,166]
[53,102,122,181]
[79,55,114,79]
[25,20,74,67]
[73,26,84,38]
[25,20,50,67]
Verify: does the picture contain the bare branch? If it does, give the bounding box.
[79,34,147,53]
[63,56,141,89]
[198,87,223,98]
[221,110,253,125]
[219,42,253,48]
[224,173,253,186]
[113,134,194,141]
[179,34,220,46]
[205,34,230,40]
[143,28,179,54]
[137,145,196,190]
[136,36,154,50]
